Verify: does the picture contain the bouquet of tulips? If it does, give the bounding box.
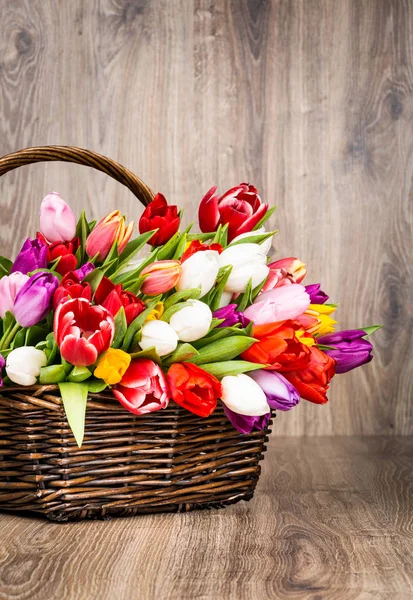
[0,184,379,446]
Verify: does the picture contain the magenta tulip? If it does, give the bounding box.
[14,272,59,327]
[74,262,95,280]
[318,329,373,373]
[11,238,48,275]
[223,404,271,434]
[249,370,300,411]
[244,284,310,325]
[39,192,77,243]
[213,304,250,328]
[305,283,329,304]
[0,272,29,318]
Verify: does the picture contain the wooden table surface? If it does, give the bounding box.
[0,435,412,600]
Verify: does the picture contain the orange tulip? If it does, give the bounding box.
[241,320,311,372]
[86,210,134,261]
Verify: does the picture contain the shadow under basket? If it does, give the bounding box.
[0,386,273,521]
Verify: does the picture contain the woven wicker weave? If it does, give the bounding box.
[0,146,273,521]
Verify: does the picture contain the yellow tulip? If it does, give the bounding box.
[303,304,337,337]
[94,348,131,385]
[145,301,165,322]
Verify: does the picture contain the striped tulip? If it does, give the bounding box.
[140,260,182,296]
[86,210,134,261]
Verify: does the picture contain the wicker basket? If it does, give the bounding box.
[0,146,273,521]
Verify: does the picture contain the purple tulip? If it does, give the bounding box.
[318,329,373,374]
[14,272,59,327]
[0,354,5,387]
[249,370,301,411]
[11,238,48,275]
[305,283,329,304]
[213,304,250,328]
[223,404,271,434]
[74,262,95,280]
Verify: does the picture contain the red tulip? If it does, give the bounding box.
[86,210,134,261]
[53,271,92,309]
[167,363,222,418]
[181,240,223,262]
[198,183,268,242]
[139,193,180,246]
[37,233,79,276]
[241,321,311,372]
[54,298,115,367]
[113,359,170,415]
[95,277,145,325]
[283,346,336,404]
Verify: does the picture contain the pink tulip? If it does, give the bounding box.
[244,284,310,325]
[0,272,29,318]
[140,260,182,296]
[39,192,77,243]
[261,257,306,292]
[86,210,134,261]
[113,358,170,415]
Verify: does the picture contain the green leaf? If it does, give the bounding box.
[39,364,67,384]
[113,250,159,285]
[129,346,161,363]
[172,232,188,260]
[187,233,215,242]
[88,380,108,393]
[163,288,201,311]
[113,230,157,277]
[83,268,104,294]
[163,343,199,365]
[0,256,13,279]
[251,276,268,301]
[323,303,339,308]
[59,382,89,448]
[25,324,48,347]
[67,366,92,383]
[218,223,229,246]
[235,278,253,312]
[253,205,276,230]
[200,360,264,379]
[208,266,233,312]
[361,325,382,336]
[187,336,256,365]
[228,231,276,248]
[209,318,225,331]
[112,307,128,349]
[156,231,182,261]
[75,211,91,263]
[124,275,148,295]
[121,297,161,352]
[192,326,245,349]
[11,328,26,349]
[317,344,337,351]
[45,333,58,366]
[212,224,223,245]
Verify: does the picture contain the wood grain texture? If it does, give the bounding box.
[0,0,412,434]
[0,435,412,599]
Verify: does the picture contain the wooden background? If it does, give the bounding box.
[0,0,411,436]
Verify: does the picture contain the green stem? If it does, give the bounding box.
[0,322,21,351]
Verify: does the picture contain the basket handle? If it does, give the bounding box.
[0,145,155,207]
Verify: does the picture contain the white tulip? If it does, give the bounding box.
[6,347,47,386]
[169,299,212,342]
[221,374,270,416]
[139,320,178,356]
[231,227,273,255]
[176,250,220,297]
[218,243,269,293]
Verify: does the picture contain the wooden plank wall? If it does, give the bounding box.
[0,0,411,435]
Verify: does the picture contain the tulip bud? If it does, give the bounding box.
[169,299,212,342]
[220,373,270,416]
[6,346,47,386]
[218,243,269,293]
[86,210,134,261]
[39,192,77,243]
[249,370,300,411]
[176,250,220,297]
[141,260,182,296]
[139,320,178,356]
[0,272,29,318]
